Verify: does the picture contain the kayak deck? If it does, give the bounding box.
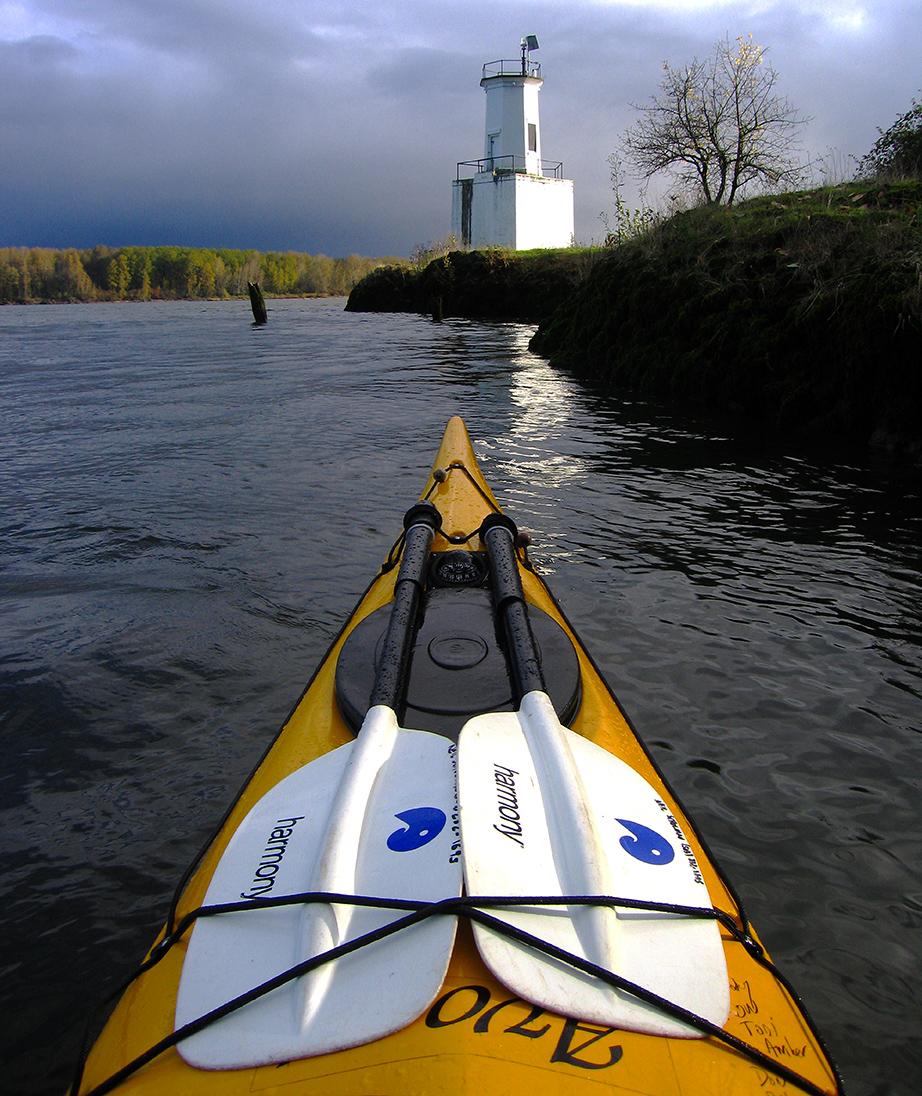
[76,417,841,1096]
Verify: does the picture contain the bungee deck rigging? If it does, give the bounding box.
[74,419,844,1096]
[72,887,839,1096]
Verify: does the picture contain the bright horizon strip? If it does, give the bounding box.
[2,0,870,36]
[546,0,869,32]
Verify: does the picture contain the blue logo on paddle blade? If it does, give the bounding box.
[615,818,675,865]
[387,807,447,852]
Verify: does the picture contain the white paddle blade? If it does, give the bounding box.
[176,719,461,1068]
[458,692,729,1037]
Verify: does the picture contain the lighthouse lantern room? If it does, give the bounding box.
[451,37,574,250]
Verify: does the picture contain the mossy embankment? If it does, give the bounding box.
[533,182,922,456]
[345,247,599,322]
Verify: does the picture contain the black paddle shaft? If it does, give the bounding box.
[369,502,442,715]
[481,513,547,699]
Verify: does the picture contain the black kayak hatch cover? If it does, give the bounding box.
[335,586,581,739]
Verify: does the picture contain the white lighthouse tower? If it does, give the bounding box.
[451,37,574,250]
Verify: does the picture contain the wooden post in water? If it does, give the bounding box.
[248,281,268,325]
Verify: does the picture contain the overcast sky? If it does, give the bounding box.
[1,0,919,256]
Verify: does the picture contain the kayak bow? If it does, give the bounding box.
[76,417,842,1096]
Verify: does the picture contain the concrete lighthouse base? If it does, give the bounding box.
[452,171,574,250]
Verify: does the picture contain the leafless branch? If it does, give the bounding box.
[622,36,809,206]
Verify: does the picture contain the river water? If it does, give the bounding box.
[1,298,919,1095]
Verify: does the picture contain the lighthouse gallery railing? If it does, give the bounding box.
[481,59,542,79]
[455,155,564,181]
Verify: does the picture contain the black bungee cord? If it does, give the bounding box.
[70,887,842,1096]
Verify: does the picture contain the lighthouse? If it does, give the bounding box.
[451,37,575,250]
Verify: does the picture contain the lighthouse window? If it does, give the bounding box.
[528,123,537,152]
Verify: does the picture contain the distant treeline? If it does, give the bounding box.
[0,246,396,304]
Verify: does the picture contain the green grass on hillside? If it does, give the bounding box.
[531,181,922,453]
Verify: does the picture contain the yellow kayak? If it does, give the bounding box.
[76,417,842,1096]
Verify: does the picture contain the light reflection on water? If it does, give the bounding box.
[0,299,920,1095]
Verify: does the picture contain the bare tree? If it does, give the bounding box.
[622,36,808,205]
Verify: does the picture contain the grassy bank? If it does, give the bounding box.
[345,247,601,322]
[532,182,922,456]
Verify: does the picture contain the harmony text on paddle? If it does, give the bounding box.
[239,815,305,900]
[492,763,525,848]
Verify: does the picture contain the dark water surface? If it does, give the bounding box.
[1,299,920,1095]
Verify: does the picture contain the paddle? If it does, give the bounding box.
[457,513,730,1037]
[175,502,462,1068]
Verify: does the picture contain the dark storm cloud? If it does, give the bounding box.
[1,1,920,254]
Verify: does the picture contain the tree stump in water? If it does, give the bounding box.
[248,281,268,325]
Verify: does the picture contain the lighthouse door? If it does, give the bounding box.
[488,132,499,170]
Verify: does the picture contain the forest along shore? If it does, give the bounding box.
[0,246,394,303]
[347,181,922,461]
